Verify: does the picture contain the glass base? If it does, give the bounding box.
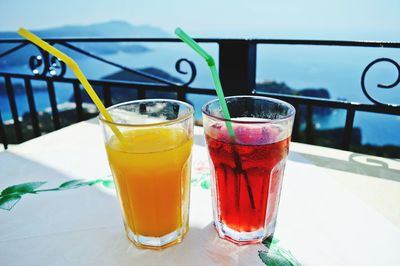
[125,226,187,250]
[214,220,276,245]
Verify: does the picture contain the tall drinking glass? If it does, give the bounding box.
[202,96,295,245]
[99,99,194,249]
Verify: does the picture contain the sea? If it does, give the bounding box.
[0,43,399,146]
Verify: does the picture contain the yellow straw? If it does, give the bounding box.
[17,28,124,141]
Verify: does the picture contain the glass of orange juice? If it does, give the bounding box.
[99,99,194,249]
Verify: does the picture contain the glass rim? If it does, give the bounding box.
[201,95,296,124]
[98,99,194,127]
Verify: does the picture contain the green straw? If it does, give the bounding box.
[175,28,257,209]
[175,27,235,139]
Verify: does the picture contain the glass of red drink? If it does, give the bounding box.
[202,95,295,245]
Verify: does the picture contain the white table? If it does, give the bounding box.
[1,119,399,265]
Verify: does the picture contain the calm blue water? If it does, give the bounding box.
[1,43,399,146]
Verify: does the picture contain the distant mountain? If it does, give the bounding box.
[0,20,170,38]
[256,80,333,116]
[0,21,170,67]
[256,80,331,98]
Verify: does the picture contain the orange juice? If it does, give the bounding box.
[105,127,193,248]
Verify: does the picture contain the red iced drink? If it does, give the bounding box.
[202,96,295,244]
[205,123,289,242]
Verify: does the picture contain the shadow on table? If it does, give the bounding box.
[289,151,400,182]
[124,223,263,266]
[0,150,117,212]
[84,118,99,125]
[0,150,121,245]
[194,133,206,147]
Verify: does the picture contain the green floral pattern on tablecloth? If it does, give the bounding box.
[0,158,213,212]
[258,236,301,266]
[192,158,211,189]
[0,159,212,212]
[0,159,300,265]
[192,159,301,265]
[0,158,212,212]
[0,177,114,211]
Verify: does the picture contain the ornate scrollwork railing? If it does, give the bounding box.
[49,42,198,87]
[1,37,400,153]
[361,58,400,107]
[175,58,197,86]
[29,45,66,78]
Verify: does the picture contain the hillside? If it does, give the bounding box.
[256,80,333,116]
[74,67,182,104]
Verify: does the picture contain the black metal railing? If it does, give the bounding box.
[0,37,399,154]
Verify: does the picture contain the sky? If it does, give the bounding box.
[1,0,400,40]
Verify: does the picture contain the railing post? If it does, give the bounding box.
[138,88,145,100]
[177,86,186,102]
[73,82,84,122]
[24,78,41,137]
[219,40,256,96]
[292,103,301,141]
[46,80,61,130]
[305,105,315,144]
[103,86,112,107]
[342,109,356,150]
[0,111,8,150]
[5,76,23,143]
